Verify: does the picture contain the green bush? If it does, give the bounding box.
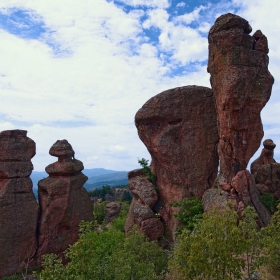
[170,197,203,234]
[260,193,279,214]
[93,201,107,224]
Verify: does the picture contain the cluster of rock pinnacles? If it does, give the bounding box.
[125,13,275,240]
[0,132,93,277]
[0,12,278,278]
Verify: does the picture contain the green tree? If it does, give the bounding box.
[169,206,246,280]
[93,201,107,224]
[108,228,168,280]
[170,197,203,234]
[239,206,265,278]
[138,158,157,183]
[263,205,280,275]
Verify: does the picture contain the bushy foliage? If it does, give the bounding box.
[88,184,112,200]
[262,205,280,275]
[93,201,107,224]
[260,193,279,214]
[169,206,265,280]
[170,197,203,233]
[39,218,167,280]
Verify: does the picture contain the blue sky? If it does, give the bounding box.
[0,0,279,171]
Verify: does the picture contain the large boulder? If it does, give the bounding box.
[37,140,94,262]
[207,13,274,183]
[135,86,219,237]
[0,130,38,278]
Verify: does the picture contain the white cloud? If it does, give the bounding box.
[176,2,185,8]
[0,0,279,173]
[116,0,170,8]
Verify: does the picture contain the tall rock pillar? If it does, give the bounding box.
[37,140,94,262]
[0,130,38,278]
[207,13,274,182]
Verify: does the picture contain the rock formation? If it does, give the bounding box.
[125,169,164,241]
[207,13,274,183]
[202,13,273,227]
[0,130,38,278]
[106,201,121,222]
[251,139,280,199]
[135,86,219,237]
[37,140,94,262]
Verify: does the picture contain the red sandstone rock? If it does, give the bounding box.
[208,13,274,183]
[251,139,280,199]
[125,171,164,240]
[0,130,38,278]
[135,86,219,238]
[37,140,94,263]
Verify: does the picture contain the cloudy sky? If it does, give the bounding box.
[0,0,279,171]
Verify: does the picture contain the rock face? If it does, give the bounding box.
[37,140,94,262]
[203,170,271,227]
[135,86,219,236]
[251,139,280,199]
[207,13,274,183]
[0,130,38,278]
[125,169,164,241]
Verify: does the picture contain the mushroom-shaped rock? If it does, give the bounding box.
[37,140,94,263]
[135,85,219,238]
[0,130,38,278]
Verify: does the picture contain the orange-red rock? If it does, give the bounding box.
[208,13,274,183]
[135,86,219,237]
[251,139,280,199]
[125,169,164,241]
[0,130,37,278]
[37,140,93,262]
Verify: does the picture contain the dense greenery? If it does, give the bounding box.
[260,193,280,214]
[37,195,280,280]
[88,184,132,203]
[170,197,203,234]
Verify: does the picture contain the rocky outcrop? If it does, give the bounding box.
[203,170,271,227]
[251,139,280,199]
[106,201,121,222]
[208,13,274,183]
[0,130,38,278]
[135,86,219,237]
[125,169,164,241]
[37,140,94,262]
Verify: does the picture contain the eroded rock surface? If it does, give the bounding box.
[0,130,38,278]
[37,140,94,262]
[125,169,164,241]
[135,86,219,237]
[251,139,280,199]
[106,201,121,222]
[208,13,274,183]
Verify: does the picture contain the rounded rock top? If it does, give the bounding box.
[0,129,27,138]
[49,140,74,158]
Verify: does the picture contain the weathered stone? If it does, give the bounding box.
[208,13,274,183]
[106,201,121,222]
[140,218,164,241]
[0,130,35,161]
[128,176,158,208]
[202,188,230,213]
[135,85,219,237]
[37,140,94,263]
[0,130,37,278]
[125,176,164,241]
[251,139,280,198]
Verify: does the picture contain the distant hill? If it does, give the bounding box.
[31,168,128,196]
